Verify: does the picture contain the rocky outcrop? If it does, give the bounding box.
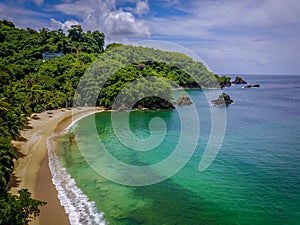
[133,98,175,110]
[151,100,175,110]
[232,76,247,84]
[219,81,232,88]
[115,97,175,111]
[175,95,193,106]
[212,93,233,105]
[243,84,260,88]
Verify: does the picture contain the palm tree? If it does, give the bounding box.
[26,84,45,112]
[0,97,10,112]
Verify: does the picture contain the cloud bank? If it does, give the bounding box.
[52,0,150,42]
[146,0,300,74]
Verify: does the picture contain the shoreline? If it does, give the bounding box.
[10,107,103,225]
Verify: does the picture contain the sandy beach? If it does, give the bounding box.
[10,107,103,225]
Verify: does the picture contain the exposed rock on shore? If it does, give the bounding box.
[117,98,175,111]
[220,81,232,88]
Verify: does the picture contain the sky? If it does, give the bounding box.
[0,0,300,75]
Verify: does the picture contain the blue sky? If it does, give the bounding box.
[0,0,300,75]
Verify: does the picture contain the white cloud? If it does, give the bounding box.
[147,0,300,74]
[17,0,44,5]
[149,0,300,38]
[104,10,149,36]
[156,0,187,13]
[135,0,149,16]
[160,0,180,7]
[50,18,80,31]
[0,3,53,29]
[186,0,300,28]
[53,0,150,41]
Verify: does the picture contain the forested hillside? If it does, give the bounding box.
[75,44,225,109]
[0,20,105,224]
[0,20,228,224]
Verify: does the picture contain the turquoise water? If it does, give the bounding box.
[55,75,300,225]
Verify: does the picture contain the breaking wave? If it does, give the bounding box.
[47,133,107,225]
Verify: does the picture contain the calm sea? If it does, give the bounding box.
[50,75,300,225]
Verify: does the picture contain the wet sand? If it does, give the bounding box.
[10,107,103,225]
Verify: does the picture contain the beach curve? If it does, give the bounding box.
[10,107,103,225]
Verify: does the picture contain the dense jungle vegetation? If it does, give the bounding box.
[0,19,229,224]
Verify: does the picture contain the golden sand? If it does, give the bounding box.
[10,107,103,225]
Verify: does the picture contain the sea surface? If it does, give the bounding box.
[49,75,300,225]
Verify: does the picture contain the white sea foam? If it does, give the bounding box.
[64,110,101,131]
[47,134,107,225]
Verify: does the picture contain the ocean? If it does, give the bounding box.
[49,75,300,225]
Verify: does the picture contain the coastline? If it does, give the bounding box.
[10,107,103,225]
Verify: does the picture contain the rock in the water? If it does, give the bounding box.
[212,93,233,105]
[232,76,247,84]
[175,95,193,106]
[243,84,260,88]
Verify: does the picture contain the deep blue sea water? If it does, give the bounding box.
[51,75,300,225]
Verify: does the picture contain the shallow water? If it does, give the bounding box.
[53,75,300,225]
